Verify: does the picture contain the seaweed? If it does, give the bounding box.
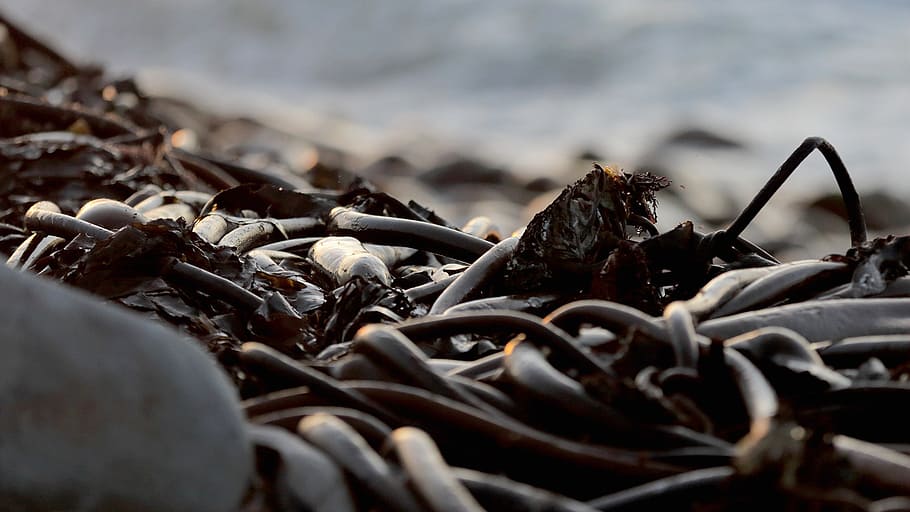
[499,164,668,295]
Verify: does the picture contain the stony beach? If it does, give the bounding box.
[4,11,910,512]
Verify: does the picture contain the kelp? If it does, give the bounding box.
[8,11,910,511]
[499,164,668,294]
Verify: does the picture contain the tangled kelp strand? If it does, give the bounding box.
[698,298,910,341]
[389,426,487,512]
[248,424,356,512]
[298,414,424,512]
[709,260,851,318]
[328,207,494,263]
[6,11,910,511]
[429,235,519,314]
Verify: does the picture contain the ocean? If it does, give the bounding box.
[3,0,910,196]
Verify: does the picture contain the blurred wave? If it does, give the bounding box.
[3,0,910,190]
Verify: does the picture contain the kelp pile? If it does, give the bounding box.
[5,13,910,512]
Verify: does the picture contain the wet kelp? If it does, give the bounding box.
[5,12,910,512]
[498,164,667,296]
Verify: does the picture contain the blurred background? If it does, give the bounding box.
[3,0,910,254]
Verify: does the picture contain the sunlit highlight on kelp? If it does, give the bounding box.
[5,11,910,512]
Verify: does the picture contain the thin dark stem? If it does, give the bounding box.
[722,137,866,250]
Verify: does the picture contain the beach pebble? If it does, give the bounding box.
[0,265,252,512]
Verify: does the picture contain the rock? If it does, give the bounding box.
[0,265,252,512]
[524,175,560,193]
[662,127,745,150]
[805,190,910,232]
[419,157,514,187]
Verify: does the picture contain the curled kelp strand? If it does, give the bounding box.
[709,260,851,318]
[251,406,392,449]
[681,266,789,320]
[444,294,561,315]
[397,311,613,377]
[832,434,910,494]
[353,324,505,417]
[662,302,703,369]
[297,414,423,512]
[445,352,505,380]
[255,236,323,254]
[724,348,778,444]
[247,248,304,265]
[698,299,910,342]
[389,427,486,512]
[346,380,680,477]
[171,190,214,210]
[816,334,910,369]
[248,424,357,512]
[427,358,468,374]
[211,214,321,253]
[430,236,519,315]
[585,466,735,511]
[454,467,599,512]
[5,232,47,269]
[243,386,322,418]
[332,353,398,382]
[446,374,522,418]
[166,260,263,309]
[239,342,401,425]
[329,207,494,263]
[725,327,823,367]
[544,299,666,342]
[727,328,852,392]
[627,213,660,237]
[123,184,164,207]
[502,339,636,432]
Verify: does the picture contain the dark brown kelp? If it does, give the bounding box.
[7,12,910,512]
[498,164,668,295]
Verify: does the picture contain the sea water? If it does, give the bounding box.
[4,0,909,194]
